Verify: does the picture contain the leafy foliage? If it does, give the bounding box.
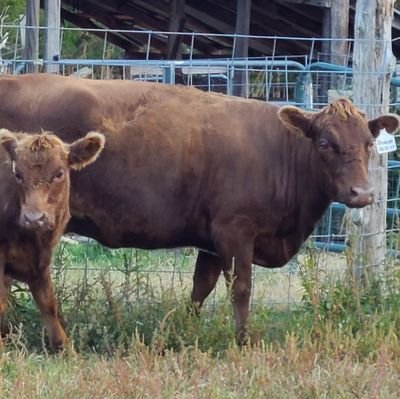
[0,0,24,21]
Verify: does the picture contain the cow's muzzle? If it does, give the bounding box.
[348,184,374,208]
[20,210,49,230]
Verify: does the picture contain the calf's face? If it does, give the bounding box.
[279,99,400,208]
[0,130,105,232]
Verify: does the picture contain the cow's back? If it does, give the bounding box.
[0,74,164,138]
[67,88,298,249]
[0,74,308,252]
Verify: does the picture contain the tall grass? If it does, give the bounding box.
[2,242,400,355]
[1,242,400,397]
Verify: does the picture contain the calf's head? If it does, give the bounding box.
[0,130,105,231]
[279,98,400,208]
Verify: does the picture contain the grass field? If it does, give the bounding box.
[1,240,400,398]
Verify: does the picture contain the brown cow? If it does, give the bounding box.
[0,73,398,342]
[0,129,105,350]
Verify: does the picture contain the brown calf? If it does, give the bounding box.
[0,129,105,351]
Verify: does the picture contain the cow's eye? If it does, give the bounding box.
[318,139,331,151]
[15,171,23,183]
[53,170,64,182]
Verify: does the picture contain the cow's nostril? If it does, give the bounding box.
[351,186,374,198]
[24,211,46,224]
[350,185,374,207]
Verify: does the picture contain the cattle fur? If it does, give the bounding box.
[0,73,398,344]
[0,128,105,351]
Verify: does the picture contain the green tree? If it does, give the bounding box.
[0,0,24,21]
[0,0,25,57]
[61,22,122,59]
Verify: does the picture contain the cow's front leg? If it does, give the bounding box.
[212,218,256,345]
[0,252,10,346]
[28,269,67,352]
[223,247,253,345]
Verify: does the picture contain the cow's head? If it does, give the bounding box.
[0,129,105,232]
[278,98,399,208]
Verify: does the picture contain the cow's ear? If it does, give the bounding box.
[369,114,400,138]
[0,129,18,161]
[278,106,314,138]
[68,131,105,170]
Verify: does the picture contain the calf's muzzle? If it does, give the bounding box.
[20,210,47,229]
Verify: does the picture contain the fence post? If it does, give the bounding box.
[44,0,60,74]
[23,0,40,73]
[349,0,395,280]
[232,0,251,97]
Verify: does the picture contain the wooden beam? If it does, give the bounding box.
[126,0,274,56]
[191,0,314,55]
[128,0,244,54]
[185,2,274,55]
[44,0,61,73]
[330,0,349,66]
[281,0,331,7]
[254,0,322,35]
[59,0,328,59]
[62,0,167,53]
[321,8,331,60]
[167,0,186,59]
[110,0,218,55]
[233,0,251,97]
[24,0,40,73]
[234,0,251,57]
[75,0,215,56]
[64,0,215,56]
[61,7,136,51]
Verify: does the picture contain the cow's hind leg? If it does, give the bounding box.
[191,250,223,314]
[29,270,67,352]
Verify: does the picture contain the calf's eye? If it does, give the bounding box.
[53,170,65,182]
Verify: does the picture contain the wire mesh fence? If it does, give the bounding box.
[1,24,400,309]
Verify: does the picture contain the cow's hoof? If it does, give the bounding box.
[50,334,68,353]
[186,301,201,317]
[236,329,250,347]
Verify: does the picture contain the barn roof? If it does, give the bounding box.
[59,0,400,61]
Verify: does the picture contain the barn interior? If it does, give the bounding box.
[57,0,400,60]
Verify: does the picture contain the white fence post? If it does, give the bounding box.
[44,0,61,74]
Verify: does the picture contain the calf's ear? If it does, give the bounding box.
[369,114,400,138]
[0,129,18,161]
[278,106,314,138]
[68,131,106,170]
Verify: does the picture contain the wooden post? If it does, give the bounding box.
[321,0,349,64]
[44,0,61,74]
[320,8,331,102]
[233,0,251,97]
[23,0,40,73]
[167,0,186,60]
[349,0,395,279]
[320,1,349,102]
[330,0,349,66]
[321,8,331,61]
